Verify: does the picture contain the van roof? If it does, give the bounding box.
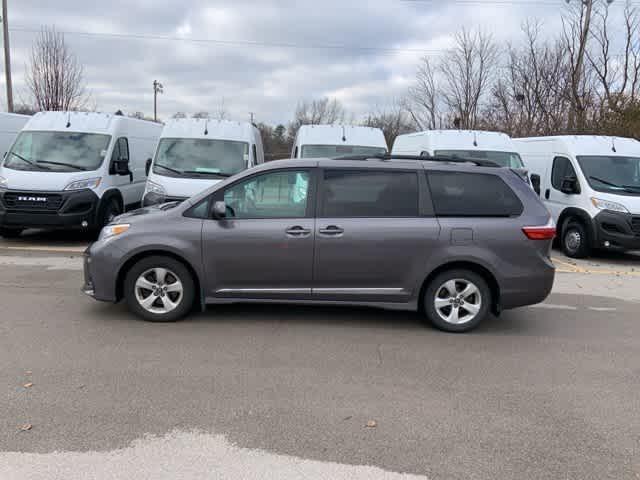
[0,112,31,132]
[23,111,161,135]
[393,129,516,153]
[515,135,640,157]
[160,118,256,142]
[296,124,387,149]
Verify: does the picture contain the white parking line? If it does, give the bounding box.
[0,430,427,480]
[530,303,578,311]
[587,307,618,312]
[0,256,82,271]
[1,245,87,254]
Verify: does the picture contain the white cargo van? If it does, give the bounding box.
[514,136,640,258]
[0,111,161,237]
[0,113,30,156]
[291,125,387,159]
[392,130,525,168]
[143,119,264,206]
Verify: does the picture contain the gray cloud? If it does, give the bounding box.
[2,0,623,124]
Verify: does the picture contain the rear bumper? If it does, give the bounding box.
[593,211,640,251]
[0,189,100,230]
[500,257,556,310]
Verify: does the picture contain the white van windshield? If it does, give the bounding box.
[5,131,111,172]
[154,138,249,178]
[578,156,640,195]
[434,150,524,168]
[301,145,387,159]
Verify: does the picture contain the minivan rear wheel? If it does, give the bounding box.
[423,269,491,333]
[124,256,195,322]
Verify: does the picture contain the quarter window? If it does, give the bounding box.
[223,170,310,219]
[320,169,419,218]
[552,157,577,191]
[428,171,523,217]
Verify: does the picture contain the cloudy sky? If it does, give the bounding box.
[1,0,631,124]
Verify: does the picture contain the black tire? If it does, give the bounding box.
[561,220,590,258]
[0,227,23,238]
[98,197,122,228]
[124,256,196,322]
[423,269,492,333]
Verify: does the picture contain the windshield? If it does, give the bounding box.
[153,138,249,177]
[434,150,524,168]
[577,156,640,195]
[301,144,387,159]
[4,131,111,172]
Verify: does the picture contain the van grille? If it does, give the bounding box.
[632,216,640,234]
[2,192,64,211]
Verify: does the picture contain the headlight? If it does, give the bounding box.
[99,223,130,240]
[64,177,102,191]
[145,180,166,196]
[0,176,7,189]
[591,197,629,213]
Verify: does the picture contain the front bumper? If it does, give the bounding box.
[0,188,100,230]
[83,242,122,303]
[593,210,640,251]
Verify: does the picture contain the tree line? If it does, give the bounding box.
[16,1,640,161]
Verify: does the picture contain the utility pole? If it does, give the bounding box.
[153,80,163,122]
[249,112,255,124]
[2,0,13,113]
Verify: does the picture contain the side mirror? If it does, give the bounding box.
[212,200,227,219]
[113,158,130,176]
[145,158,152,176]
[560,176,579,195]
[530,174,541,196]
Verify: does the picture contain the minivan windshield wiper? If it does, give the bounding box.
[154,164,183,175]
[36,160,88,171]
[182,171,232,178]
[7,151,49,170]
[589,176,640,193]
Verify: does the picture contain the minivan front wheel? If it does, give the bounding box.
[124,256,195,322]
[424,270,491,333]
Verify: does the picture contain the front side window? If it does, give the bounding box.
[428,171,523,217]
[5,131,111,172]
[577,156,640,195]
[153,138,249,178]
[551,157,578,191]
[223,170,310,219]
[301,145,387,159]
[320,169,419,218]
[434,150,524,168]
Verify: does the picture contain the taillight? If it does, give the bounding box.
[522,221,556,240]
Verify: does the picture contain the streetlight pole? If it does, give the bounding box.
[2,0,14,113]
[153,80,163,122]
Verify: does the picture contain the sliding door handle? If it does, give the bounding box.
[319,225,344,236]
[285,226,311,237]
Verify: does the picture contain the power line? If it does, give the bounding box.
[402,0,639,5]
[9,26,445,56]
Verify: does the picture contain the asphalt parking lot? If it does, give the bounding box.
[0,232,639,479]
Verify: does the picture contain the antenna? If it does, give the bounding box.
[204,118,209,136]
[342,125,346,142]
[612,137,617,153]
[66,112,71,128]
[473,131,478,147]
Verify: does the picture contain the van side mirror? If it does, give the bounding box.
[561,176,579,195]
[113,158,130,176]
[212,201,227,219]
[530,174,541,196]
[146,158,152,176]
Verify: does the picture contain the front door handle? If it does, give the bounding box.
[545,188,550,200]
[285,226,311,237]
[319,225,344,236]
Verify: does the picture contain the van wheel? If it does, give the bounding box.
[0,227,23,238]
[561,221,590,258]
[423,269,491,333]
[124,256,195,322]
[99,198,122,228]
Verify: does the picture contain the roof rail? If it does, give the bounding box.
[333,154,500,168]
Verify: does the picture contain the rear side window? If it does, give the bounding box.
[320,169,419,218]
[428,171,523,217]
[551,157,577,190]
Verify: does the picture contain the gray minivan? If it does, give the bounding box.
[83,156,555,332]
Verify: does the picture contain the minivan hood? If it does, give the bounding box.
[147,173,222,198]
[112,202,183,224]
[0,167,98,192]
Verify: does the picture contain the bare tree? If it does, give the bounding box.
[25,27,89,111]
[213,98,229,121]
[192,111,210,119]
[406,57,439,130]
[361,104,415,147]
[287,97,346,138]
